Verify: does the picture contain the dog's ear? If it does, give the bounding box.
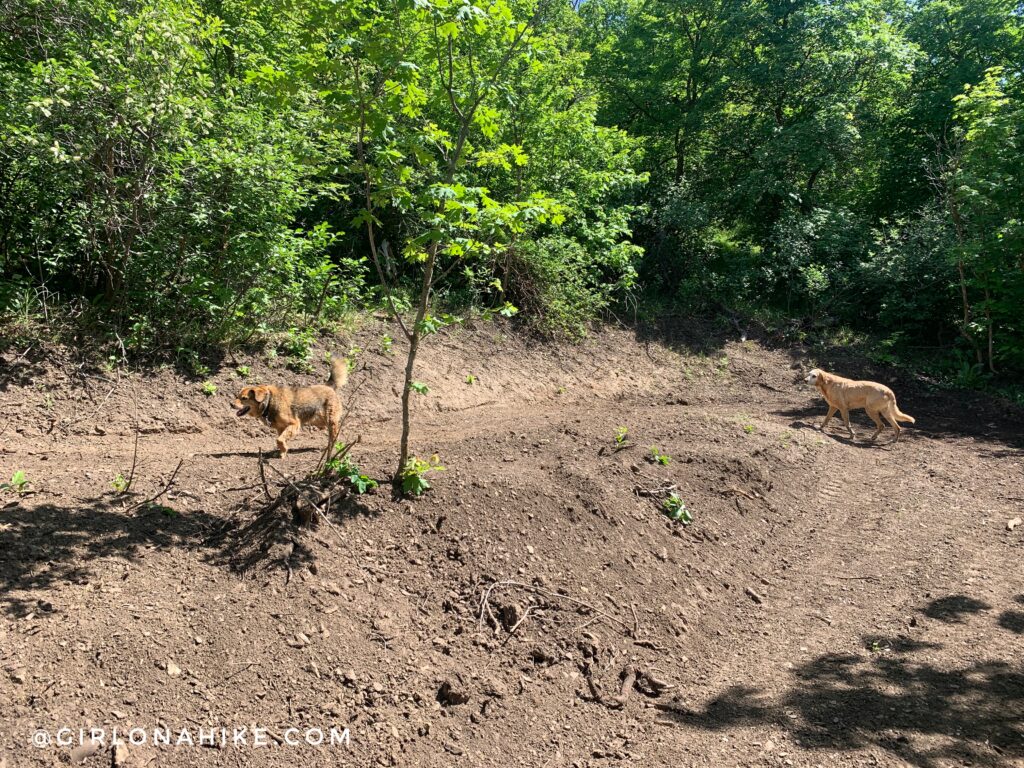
[240,387,255,400]
[253,386,271,406]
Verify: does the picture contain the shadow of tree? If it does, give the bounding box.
[922,594,992,623]
[663,595,1024,768]
[664,648,1024,767]
[998,611,1024,635]
[780,345,1024,456]
[0,481,380,616]
[0,498,220,617]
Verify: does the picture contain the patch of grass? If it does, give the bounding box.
[465,374,477,385]
[111,473,129,493]
[743,424,756,434]
[200,381,217,397]
[235,365,250,378]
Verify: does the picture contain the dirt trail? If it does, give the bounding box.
[1,323,1022,768]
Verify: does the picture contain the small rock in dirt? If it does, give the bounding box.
[10,669,27,684]
[165,661,182,678]
[744,587,764,604]
[479,676,506,698]
[437,678,471,707]
[1008,517,1022,531]
[343,669,358,686]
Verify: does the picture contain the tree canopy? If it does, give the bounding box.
[1,0,1022,381]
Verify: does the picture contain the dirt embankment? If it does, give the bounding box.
[1,321,1022,768]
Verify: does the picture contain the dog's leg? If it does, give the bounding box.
[322,415,340,468]
[276,421,301,457]
[867,410,884,441]
[840,409,855,440]
[820,406,837,431]
[883,411,901,442]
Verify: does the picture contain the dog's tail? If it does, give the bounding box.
[895,409,915,424]
[891,398,915,423]
[327,356,349,391]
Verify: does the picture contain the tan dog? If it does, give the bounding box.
[233,357,348,456]
[804,368,915,442]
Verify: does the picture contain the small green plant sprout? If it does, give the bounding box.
[648,446,671,465]
[400,455,445,496]
[614,426,629,446]
[556,385,566,395]
[465,374,477,385]
[380,335,394,355]
[235,365,250,378]
[743,423,756,434]
[662,493,693,524]
[112,473,129,493]
[416,313,457,336]
[1,470,30,495]
[200,381,217,397]
[324,446,378,494]
[409,381,429,395]
[345,346,362,372]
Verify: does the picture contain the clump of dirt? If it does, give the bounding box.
[1,321,1022,767]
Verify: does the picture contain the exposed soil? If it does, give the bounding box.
[1,320,1022,768]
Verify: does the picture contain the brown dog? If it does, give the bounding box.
[233,357,348,456]
[804,368,915,442]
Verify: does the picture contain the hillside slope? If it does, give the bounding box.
[1,324,1022,767]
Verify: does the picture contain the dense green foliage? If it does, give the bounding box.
[1,0,1022,379]
[582,0,1023,377]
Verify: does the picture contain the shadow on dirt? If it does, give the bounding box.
[922,594,993,623]
[772,404,907,448]
[0,497,220,618]
[631,314,738,357]
[0,487,379,616]
[780,346,1024,457]
[204,490,380,575]
[664,595,1024,768]
[998,611,1024,635]
[207,447,322,460]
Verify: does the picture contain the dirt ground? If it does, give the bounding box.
[1,319,1022,768]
